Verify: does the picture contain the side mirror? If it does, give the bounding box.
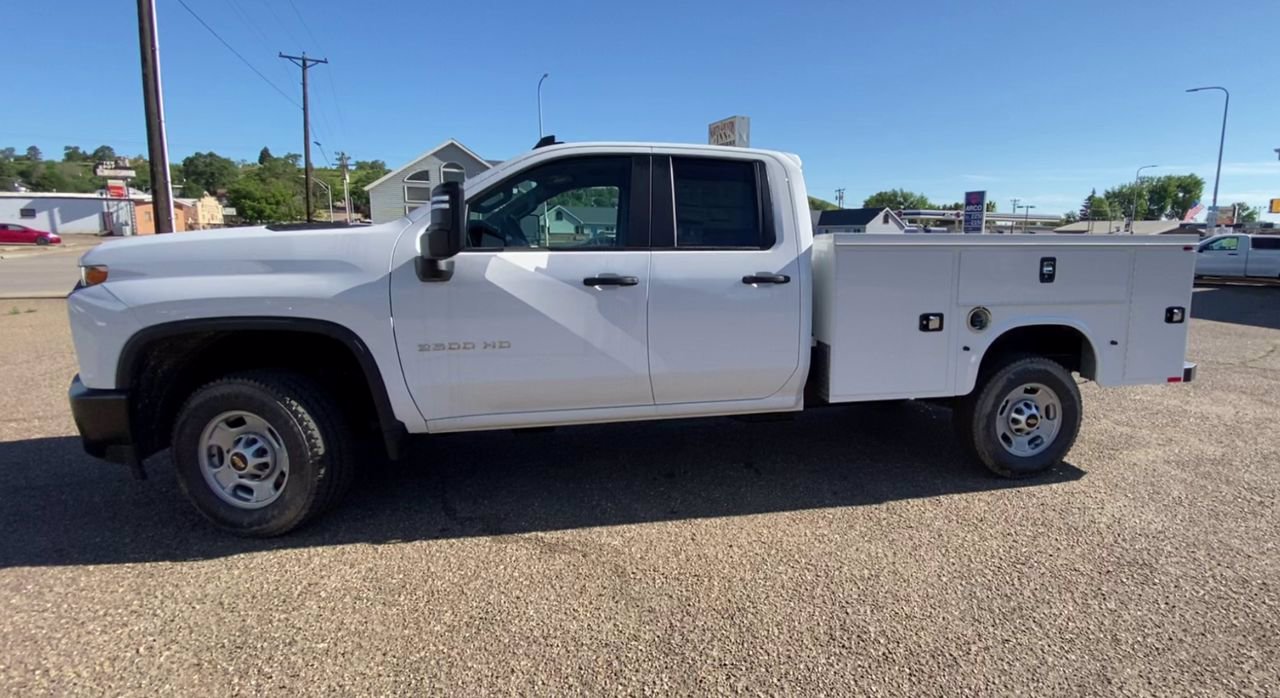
[417,181,463,282]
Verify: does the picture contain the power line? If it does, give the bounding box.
[175,0,300,109]
[284,0,349,146]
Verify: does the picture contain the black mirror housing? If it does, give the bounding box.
[417,181,463,282]
[424,181,463,260]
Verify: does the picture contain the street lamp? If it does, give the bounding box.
[1186,86,1229,232]
[537,73,549,138]
[301,175,333,222]
[1018,204,1036,233]
[1132,164,1158,233]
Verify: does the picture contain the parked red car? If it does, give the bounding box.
[0,223,61,245]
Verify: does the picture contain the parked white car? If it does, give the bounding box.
[1196,233,1280,279]
[66,141,1199,535]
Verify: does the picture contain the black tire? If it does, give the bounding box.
[953,356,1082,478]
[171,371,356,536]
[35,236,49,246]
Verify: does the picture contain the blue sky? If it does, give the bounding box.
[8,0,1280,219]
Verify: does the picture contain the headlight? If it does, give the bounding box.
[80,265,109,287]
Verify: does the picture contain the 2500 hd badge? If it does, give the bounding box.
[418,340,512,352]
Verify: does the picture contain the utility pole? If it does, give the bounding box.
[336,151,351,223]
[136,0,175,233]
[1009,198,1020,234]
[280,52,328,223]
[834,188,845,208]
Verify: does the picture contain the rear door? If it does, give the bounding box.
[1245,236,1280,278]
[646,154,802,404]
[1197,235,1246,276]
[0,225,18,243]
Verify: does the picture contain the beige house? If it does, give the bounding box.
[175,194,225,230]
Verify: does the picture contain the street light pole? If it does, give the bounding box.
[1020,204,1036,233]
[1186,86,1229,232]
[313,178,333,221]
[537,73,549,139]
[1009,198,1020,234]
[1132,164,1158,234]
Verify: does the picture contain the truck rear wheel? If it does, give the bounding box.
[171,371,355,536]
[954,356,1082,478]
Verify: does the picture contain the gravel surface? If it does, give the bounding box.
[1,289,1276,695]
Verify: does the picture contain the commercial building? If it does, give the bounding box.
[0,191,134,235]
[364,139,495,223]
[1053,220,1186,235]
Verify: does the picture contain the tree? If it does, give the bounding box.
[1100,174,1203,221]
[1060,211,1079,224]
[63,146,89,162]
[1088,194,1114,221]
[29,164,71,192]
[1230,202,1260,224]
[227,154,305,223]
[258,147,274,165]
[24,145,42,162]
[90,145,116,162]
[181,151,240,196]
[808,196,839,211]
[0,147,16,162]
[347,161,389,217]
[1079,190,1094,221]
[863,189,932,210]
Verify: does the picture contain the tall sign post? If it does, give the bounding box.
[96,157,139,235]
[708,116,751,147]
[963,190,987,234]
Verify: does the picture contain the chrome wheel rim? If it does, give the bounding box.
[198,411,289,509]
[996,382,1062,457]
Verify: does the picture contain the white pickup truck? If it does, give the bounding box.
[1195,232,1280,280]
[67,141,1199,535]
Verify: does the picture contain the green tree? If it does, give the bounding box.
[1230,202,1260,223]
[354,159,386,171]
[1060,211,1079,224]
[1087,194,1114,220]
[227,155,305,223]
[90,145,117,162]
[863,188,932,210]
[1100,174,1203,221]
[0,147,16,161]
[24,145,42,162]
[808,196,839,211]
[347,162,389,218]
[258,146,274,165]
[63,146,89,162]
[181,151,240,196]
[29,164,71,192]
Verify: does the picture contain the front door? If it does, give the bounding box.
[646,155,802,404]
[1197,235,1246,276]
[391,155,654,420]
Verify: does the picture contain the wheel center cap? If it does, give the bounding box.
[229,452,249,472]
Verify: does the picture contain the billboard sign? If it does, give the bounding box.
[962,190,987,233]
[1269,198,1280,214]
[106,179,128,198]
[708,116,750,147]
[95,157,136,178]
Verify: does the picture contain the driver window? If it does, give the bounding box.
[466,156,630,250]
[1206,237,1239,252]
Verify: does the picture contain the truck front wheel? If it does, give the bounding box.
[954,357,1082,478]
[171,371,356,536]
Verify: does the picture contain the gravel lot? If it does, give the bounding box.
[1,288,1276,695]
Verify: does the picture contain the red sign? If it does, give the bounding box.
[106,180,127,199]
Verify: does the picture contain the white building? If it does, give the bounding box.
[0,192,135,235]
[364,139,495,224]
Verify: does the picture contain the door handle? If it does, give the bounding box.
[1226,252,1239,256]
[742,273,791,285]
[583,275,639,287]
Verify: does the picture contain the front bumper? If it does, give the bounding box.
[69,374,138,468]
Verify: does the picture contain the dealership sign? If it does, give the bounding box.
[708,115,750,147]
[94,157,136,179]
[962,190,987,233]
[105,179,128,198]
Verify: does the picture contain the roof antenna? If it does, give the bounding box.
[534,134,561,149]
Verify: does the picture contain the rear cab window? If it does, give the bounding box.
[668,157,774,250]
